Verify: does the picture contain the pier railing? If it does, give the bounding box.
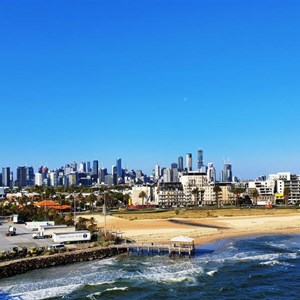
[112,242,195,257]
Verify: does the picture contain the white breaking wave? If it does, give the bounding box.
[86,280,117,286]
[9,284,81,300]
[229,252,298,262]
[134,265,204,284]
[207,269,218,276]
[259,260,292,267]
[87,287,129,299]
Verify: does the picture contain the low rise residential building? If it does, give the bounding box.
[130,185,153,205]
[181,172,207,206]
[155,182,184,207]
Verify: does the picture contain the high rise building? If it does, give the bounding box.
[207,163,216,183]
[186,153,192,172]
[112,165,117,175]
[35,173,43,186]
[71,161,77,171]
[16,166,27,187]
[2,167,10,187]
[26,166,35,186]
[39,166,49,180]
[116,158,122,178]
[171,163,178,169]
[68,173,77,186]
[163,168,172,182]
[87,161,91,173]
[99,168,107,184]
[79,162,86,173]
[49,171,57,186]
[93,160,99,176]
[178,156,184,172]
[223,162,232,182]
[197,149,203,169]
[154,164,161,180]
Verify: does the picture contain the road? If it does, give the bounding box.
[0,220,55,251]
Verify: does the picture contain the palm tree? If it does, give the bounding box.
[283,187,290,206]
[213,184,222,208]
[139,191,147,206]
[87,194,97,211]
[252,189,259,206]
[88,217,98,232]
[232,186,246,207]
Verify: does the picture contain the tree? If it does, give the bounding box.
[232,186,246,206]
[139,191,147,206]
[87,194,97,211]
[252,189,259,206]
[283,187,290,206]
[213,185,222,208]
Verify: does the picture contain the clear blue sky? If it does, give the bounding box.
[1,0,300,179]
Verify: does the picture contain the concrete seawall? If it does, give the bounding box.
[0,246,127,279]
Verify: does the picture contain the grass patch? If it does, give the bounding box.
[111,207,300,220]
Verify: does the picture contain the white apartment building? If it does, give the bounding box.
[155,182,185,207]
[130,185,153,205]
[180,172,207,205]
[248,172,300,205]
[34,173,43,186]
[204,183,235,205]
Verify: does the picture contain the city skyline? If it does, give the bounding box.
[1,1,300,178]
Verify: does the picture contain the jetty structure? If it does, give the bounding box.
[0,236,195,278]
[123,235,195,257]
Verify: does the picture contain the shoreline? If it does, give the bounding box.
[1,212,299,278]
[89,212,300,246]
[192,227,300,246]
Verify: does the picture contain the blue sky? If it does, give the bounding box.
[1,0,300,179]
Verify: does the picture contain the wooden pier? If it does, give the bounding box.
[114,242,195,257]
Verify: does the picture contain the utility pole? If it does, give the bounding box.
[103,192,107,237]
[73,194,76,227]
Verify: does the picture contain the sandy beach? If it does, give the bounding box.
[89,212,300,245]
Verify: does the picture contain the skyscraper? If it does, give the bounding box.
[112,165,117,175]
[87,161,91,173]
[197,149,203,169]
[26,166,35,186]
[93,160,99,176]
[79,162,86,173]
[186,153,192,172]
[16,166,27,187]
[116,158,122,178]
[35,173,43,186]
[2,167,10,187]
[171,164,179,182]
[178,156,183,172]
[207,163,216,183]
[154,164,161,180]
[223,162,232,182]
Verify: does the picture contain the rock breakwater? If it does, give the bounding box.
[0,246,127,278]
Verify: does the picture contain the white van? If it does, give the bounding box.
[48,244,65,251]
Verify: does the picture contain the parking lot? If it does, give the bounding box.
[0,219,54,251]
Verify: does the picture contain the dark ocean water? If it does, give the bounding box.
[0,234,300,300]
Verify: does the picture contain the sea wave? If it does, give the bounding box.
[259,260,292,267]
[85,280,117,286]
[9,284,81,300]
[86,287,129,299]
[207,269,218,276]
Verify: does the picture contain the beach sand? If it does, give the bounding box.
[89,213,300,245]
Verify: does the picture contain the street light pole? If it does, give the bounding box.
[103,192,107,237]
[73,195,76,227]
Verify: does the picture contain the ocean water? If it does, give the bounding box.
[0,234,300,300]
